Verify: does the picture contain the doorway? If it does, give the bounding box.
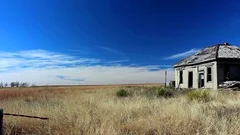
[188,71,193,88]
[199,72,205,88]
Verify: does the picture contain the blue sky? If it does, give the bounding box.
[0,0,240,85]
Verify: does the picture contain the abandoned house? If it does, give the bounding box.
[174,43,240,90]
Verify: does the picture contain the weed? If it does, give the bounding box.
[155,87,173,98]
[187,90,212,102]
[116,89,128,97]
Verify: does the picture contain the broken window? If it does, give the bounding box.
[207,67,212,82]
[179,71,183,84]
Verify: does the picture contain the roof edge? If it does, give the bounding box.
[215,44,220,59]
[174,48,205,66]
[174,59,216,68]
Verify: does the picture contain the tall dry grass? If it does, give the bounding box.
[0,86,239,135]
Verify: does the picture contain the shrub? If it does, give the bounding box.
[156,87,165,96]
[155,87,173,98]
[187,90,212,102]
[116,89,128,97]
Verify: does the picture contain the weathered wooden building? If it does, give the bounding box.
[174,43,240,89]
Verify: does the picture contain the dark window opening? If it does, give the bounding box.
[207,67,212,82]
[224,65,230,81]
[179,71,183,84]
[188,71,193,88]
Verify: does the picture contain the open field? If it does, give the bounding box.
[0,85,240,135]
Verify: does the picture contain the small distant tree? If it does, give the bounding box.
[4,83,8,87]
[9,82,30,88]
[20,82,28,87]
[0,82,3,88]
[15,82,20,87]
[10,82,15,87]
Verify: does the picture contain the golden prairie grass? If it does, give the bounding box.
[0,85,239,135]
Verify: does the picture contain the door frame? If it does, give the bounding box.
[198,70,205,88]
[188,71,193,88]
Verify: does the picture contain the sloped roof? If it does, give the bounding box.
[218,45,240,58]
[174,43,240,67]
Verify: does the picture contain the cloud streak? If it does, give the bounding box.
[55,75,85,82]
[106,59,129,64]
[0,49,100,71]
[99,46,124,55]
[164,48,200,60]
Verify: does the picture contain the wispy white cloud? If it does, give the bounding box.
[99,46,124,55]
[106,59,129,64]
[0,49,174,85]
[0,49,100,70]
[66,49,89,55]
[164,48,200,60]
[55,75,85,82]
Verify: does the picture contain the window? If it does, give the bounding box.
[207,67,212,82]
[179,70,183,84]
[224,65,230,81]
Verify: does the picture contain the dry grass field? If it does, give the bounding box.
[0,84,239,135]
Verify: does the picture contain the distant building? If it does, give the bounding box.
[174,43,240,89]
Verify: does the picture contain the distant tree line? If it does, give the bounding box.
[0,82,33,88]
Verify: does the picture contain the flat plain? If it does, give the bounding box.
[0,84,239,135]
